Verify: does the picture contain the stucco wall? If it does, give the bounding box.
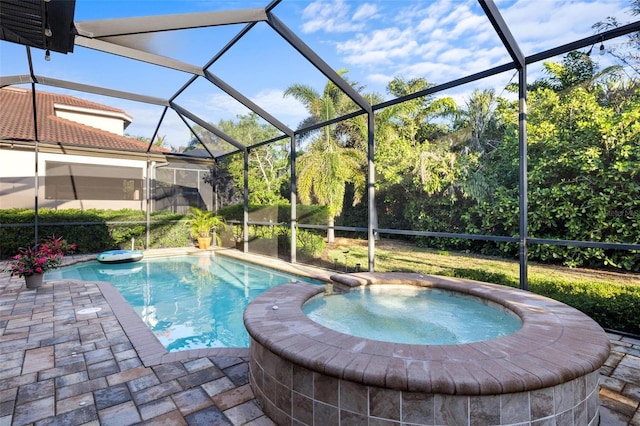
[0,149,147,210]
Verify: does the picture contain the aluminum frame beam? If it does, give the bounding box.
[74,9,268,38]
[290,133,297,263]
[75,37,204,76]
[267,12,372,114]
[367,111,376,271]
[0,75,34,87]
[376,63,515,111]
[243,149,250,253]
[1,74,169,105]
[145,107,169,153]
[479,0,525,69]
[527,20,640,64]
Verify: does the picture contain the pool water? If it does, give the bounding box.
[303,285,522,345]
[48,254,321,351]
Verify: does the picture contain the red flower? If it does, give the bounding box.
[2,235,76,278]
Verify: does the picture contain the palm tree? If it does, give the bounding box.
[296,139,365,242]
[284,72,366,243]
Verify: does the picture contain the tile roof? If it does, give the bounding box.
[0,86,166,153]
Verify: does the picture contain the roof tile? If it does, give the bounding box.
[0,86,166,153]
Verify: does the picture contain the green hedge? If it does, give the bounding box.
[528,279,640,335]
[0,208,190,258]
[0,205,328,259]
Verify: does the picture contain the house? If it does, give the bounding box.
[0,86,169,211]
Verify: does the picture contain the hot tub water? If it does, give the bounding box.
[303,284,521,345]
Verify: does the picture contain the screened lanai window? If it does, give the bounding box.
[45,161,143,200]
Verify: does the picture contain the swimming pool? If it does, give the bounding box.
[47,253,322,350]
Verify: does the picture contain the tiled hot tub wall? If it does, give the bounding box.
[244,273,610,426]
[249,338,601,425]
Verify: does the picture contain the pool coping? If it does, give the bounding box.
[244,272,612,395]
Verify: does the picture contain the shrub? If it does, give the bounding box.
[0,208,188,257]
[528,278,640,335]
[297,230,326,259]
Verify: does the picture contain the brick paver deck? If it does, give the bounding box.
[0,274,274,425]
[0,255,638,425]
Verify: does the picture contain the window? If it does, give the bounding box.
[45,161,143,200]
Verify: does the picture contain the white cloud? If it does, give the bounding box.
[301,0,365,33]
[438,48,475,64]
[321,0,631,100]
[252,89,309,129]
[502,0,628,55]
[418,39,451,60]
[337,27,420,65]
[400,61,458,83]
[440,4,475,27]
[424,0,463,22]
[193,94,250,118]
[451,14,488,36]
[366,72,395,91]
[416,17,438,33]
[353,3,378,21]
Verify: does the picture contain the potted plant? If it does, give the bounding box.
[3,235,76,288]
[186,207,226,249]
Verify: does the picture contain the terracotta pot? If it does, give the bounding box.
[25,273,44,289]
[197,237,212,249]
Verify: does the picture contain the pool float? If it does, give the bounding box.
[97,249,144,264]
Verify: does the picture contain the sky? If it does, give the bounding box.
[0,0,634,150]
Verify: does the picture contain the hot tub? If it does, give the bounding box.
[243,272,610,425]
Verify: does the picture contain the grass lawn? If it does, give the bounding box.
[324,238,640,287]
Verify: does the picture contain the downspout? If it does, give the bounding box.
[32,89,39,244]
[27,47,39,243]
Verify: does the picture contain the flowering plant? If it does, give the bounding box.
[3,235,76,278]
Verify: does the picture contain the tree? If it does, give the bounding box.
[545,51,597,91]
[447,88,507,202]
[527,51,624,97]
[284,72,366,242]
[296,138,365,242]
[594,0,640,76]
[378,77,462,202]
[126,134,167,148]
[183,126,229,157]
[200,113,289,206]
[386,76,457,143]
[468,74,640,269]
[218,114,288,205]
